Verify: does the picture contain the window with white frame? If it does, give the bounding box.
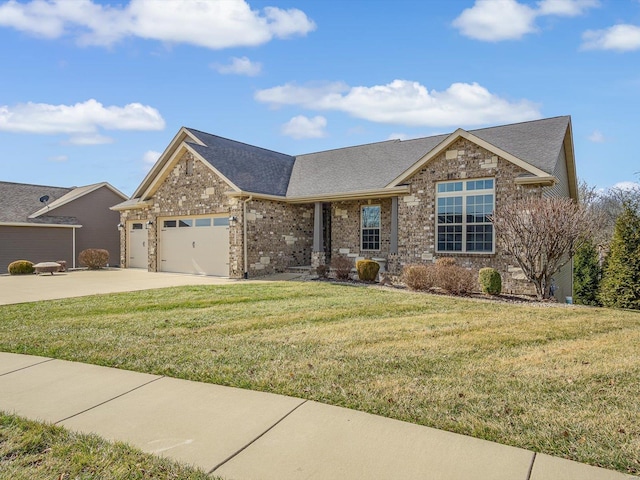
[436,179,494,253]
[361,205,381,251]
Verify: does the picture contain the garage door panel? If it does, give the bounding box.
[159,216,229,276]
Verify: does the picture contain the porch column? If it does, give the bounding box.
[390,196,398,254]
[313,201,323,252]
[311,202,325,269]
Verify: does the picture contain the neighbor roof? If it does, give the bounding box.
[185,129,295,196]
[0,181,79,225]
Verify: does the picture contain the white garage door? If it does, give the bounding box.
[159,216,229,276]
[128,222,148,269]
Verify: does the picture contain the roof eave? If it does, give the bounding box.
[28,182,127,219]
[514,176,557,187]
[110,199,153,211]
[0,221,82,228]
[132,127,203,199]
[226,186,410,203]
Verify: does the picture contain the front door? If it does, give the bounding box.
[128,222,147,269]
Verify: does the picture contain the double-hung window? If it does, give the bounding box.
[436,179,494,253]
[361,205,381,251]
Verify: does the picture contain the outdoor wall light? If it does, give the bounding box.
[145,220,154,229]
[229,216,237,222]
[117,223,124,230]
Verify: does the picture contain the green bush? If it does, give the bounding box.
[599,202,640,309]
[331,256,352,280]
[573,240,601,306]
[7,260,34,275]
[78,249,109,270]
[356,260,380,282]
[479,268,502,295]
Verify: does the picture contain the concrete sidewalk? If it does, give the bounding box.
[0,353,633,480]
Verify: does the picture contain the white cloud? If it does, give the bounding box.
[281,115,327,139]
[588,130,605,142]
[66,134,114,145]
[582,24,640,51]
[537,0,599,16]
[143,149,161,166]
[212,56,262,76]
[256,80,541,128]
[48,154,68,162]
[0,0,315,49]
[0,99,165,138]
[453,0,537,41]
[453,0,598,41]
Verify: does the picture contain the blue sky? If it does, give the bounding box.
[0,0,639,196]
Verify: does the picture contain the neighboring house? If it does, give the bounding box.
[0,181,127,272]
[112,116,577,299]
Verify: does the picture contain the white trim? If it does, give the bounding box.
[226,186,410,204]
[110,199,153,211]
[0,221,82,228]
[387,129,551,187]
[185,144,241,192]
[132,127,203,199]
[435,178,495,255]
[29,182,127,218]
[361,204,381,252]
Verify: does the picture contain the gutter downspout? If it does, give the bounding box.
[243,195,253,279]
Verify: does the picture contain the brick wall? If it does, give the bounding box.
[390,138,546,294]
[245,199,313,275]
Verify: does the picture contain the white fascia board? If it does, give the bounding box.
[132,127,202,199]
[386,129,551,187]
[0,222,82,228]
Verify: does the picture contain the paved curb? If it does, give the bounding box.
[0,353,635,480]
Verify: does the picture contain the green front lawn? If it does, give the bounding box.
[0,282,639,475]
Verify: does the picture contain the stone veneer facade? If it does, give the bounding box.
[327,138,548,295]
[119,151,313,277]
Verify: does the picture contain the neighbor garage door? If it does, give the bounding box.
[159,216,229,276]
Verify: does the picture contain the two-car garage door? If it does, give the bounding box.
[127,215,230,276]
[159,216,229,276]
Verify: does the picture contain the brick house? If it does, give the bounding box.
[112,116,577,299]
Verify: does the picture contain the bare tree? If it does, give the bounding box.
[491,196,596,300]
[578,180,640,251]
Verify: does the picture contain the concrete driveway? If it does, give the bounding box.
[0,268,236,305]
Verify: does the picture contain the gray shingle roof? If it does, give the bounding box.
[287,116,570,197]
[185,129,295,196]
[0,181,79,225]
[287,135,448,197]
[470,116,569,176]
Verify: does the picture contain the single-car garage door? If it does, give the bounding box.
[159,216,229,276]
